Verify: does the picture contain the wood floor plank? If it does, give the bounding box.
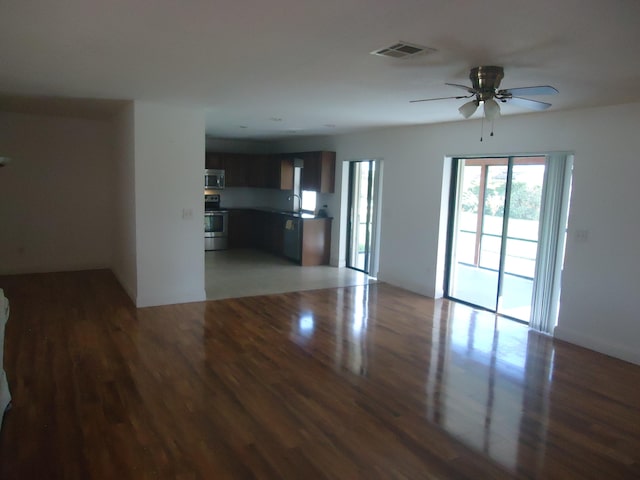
[1,269,640,479]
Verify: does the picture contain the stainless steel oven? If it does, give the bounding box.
[205,211,228,250]
[204,194,229,251]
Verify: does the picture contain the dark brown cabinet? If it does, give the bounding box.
[243,210,282,254]
[206,152,248,185]
[205,153,225,170]
[301,218,332,266]
[228,209,253,249]
[293,151,335,193]
[224,154,249,187]
[266,213,286,254]
[245,155,294,190]
[204,151,333,192]
[246,155,267,188]
[266,155,294,190]
[227,209,331,266]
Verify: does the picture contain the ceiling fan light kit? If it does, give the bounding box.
[483,98,501,120]
[458,100,479,119]
[411,65,558,139]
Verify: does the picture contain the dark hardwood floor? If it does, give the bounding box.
[0,270,639,479]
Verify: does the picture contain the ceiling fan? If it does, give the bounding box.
[411,66,558,120]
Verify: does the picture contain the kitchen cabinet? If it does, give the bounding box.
[224,154,249,187]
[266,155,294,190]
[205,153,225,170]
[205,151,334,192]
[206,152,248,185]
[228,209,253,249]
[246,155,294,190]
[300,218,332,266]
[266,213,286,254]
[245,210,283,253]
[246,155,268,188]
[229,209,331,265]
[249,210,267,248]
[293,151,336,193]
[274,213,332,266]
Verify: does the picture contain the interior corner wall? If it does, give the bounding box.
[133,102,206,307]
[112,102,137,301]
[0,111,114,275]
[277,102,640,366]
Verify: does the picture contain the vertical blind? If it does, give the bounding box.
[529,153,573,333]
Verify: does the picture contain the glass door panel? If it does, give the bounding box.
[448,161,505,311]
[497,161,545,321]
[447,156,545,323]
[347,161,375,273]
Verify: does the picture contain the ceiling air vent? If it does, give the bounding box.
[371,42,436,59]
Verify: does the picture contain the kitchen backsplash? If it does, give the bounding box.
[214,187,291,210]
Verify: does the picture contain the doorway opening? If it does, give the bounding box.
[346,160,378,275]
[445,154,572,328]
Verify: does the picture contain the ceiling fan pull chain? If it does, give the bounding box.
[480,115,484,142]
[490,118,495,137]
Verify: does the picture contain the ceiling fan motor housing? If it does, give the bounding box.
[471,66,504,101]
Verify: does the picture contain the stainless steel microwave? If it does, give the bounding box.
[205,169,225,189]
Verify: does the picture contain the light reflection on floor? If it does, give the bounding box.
[424,299,552,472]
[306,285,554,474]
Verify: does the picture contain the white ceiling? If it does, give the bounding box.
[2,0,640,140]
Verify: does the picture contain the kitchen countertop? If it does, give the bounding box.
[227,207,331,220]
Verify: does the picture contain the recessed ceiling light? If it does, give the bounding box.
[324,124,336,128]
[239,125,248,129]
[270,117,283,122]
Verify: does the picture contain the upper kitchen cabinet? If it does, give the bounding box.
[266,155,294,190]
[247,154,294,190]
[246,155,270,188]
[204,150,333,191]
[205,152,225,170]
[224,154,249,187]
[297,151,336,193]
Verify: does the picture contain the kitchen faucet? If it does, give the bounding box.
[287,194,302,213]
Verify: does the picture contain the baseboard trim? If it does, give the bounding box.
[554,325,640,366]
[136,289,206,308]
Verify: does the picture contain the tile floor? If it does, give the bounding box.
[205,248,374,300]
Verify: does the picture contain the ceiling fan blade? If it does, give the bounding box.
[506,96,552,111]
[499,85,558,96]
[445,83,476,94]
[410,94,473,103]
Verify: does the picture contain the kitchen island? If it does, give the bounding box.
[226,208,332,266]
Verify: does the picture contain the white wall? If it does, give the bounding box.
[112,103,137,300]
[0,112,114,274]
[133,102,206,307]
[277,102,640,366]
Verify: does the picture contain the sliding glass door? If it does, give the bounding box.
[447,157,545,322]
[347,160,376,274]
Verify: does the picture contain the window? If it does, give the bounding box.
[301,190,316,212]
